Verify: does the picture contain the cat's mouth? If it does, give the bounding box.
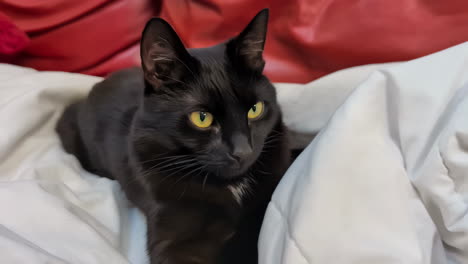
[200,157,256,179]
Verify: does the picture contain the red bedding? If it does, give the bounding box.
[0,12,29,62]
[2,0,468,83]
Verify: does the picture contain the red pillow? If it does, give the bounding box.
[160,0,468,83]
[3,0,468,83]
[0,12,29,62]
[0,0,157,76]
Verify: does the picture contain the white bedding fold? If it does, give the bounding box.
[260,43,468,264]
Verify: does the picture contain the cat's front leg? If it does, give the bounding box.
[145,203,235,264]
[147,230,210,264]
[147,225,221,264]
[149,253,211,264]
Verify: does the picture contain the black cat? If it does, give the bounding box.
[56,9,290,264]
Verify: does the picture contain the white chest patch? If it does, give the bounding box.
[227,177,254,205]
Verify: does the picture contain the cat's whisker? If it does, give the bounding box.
[141,154,193,168]
[178,180,191,200]
[150,162,199,181]
[265,136,281,142]
[269,129,285,136]
[141,159,193,178]
[156,161,200,185]
[261,143,281,154]
[263,142,279,149]
[177,169,203,200]
[146,157,196,174]
[173,165,206,200]
[173,165,204,186]
[140,157,191,172]
[263,136,282,145]
[255,158,266,168]
[269,133,284,138]
[262,143,279,151]
[257,169,272,175]
[261,145,277,152]
[202,172,209,192]
[140,153,190,164]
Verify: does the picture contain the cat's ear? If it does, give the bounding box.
[227,9,269,73]
[140,18,193,90]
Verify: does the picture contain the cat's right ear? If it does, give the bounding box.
[140,18,193,91]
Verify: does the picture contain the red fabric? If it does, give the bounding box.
[2,0,468,83]
[161,0,468,83]
[0,0,157,76]
[0,12,29,62]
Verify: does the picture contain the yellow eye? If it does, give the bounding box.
[189,111,213,129]
[248,101,264,120]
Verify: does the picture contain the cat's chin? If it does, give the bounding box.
[220,170,247,180]
[208,163,252,181]
[200,155,256,180]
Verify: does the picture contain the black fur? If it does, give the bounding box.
[56,9,290,264]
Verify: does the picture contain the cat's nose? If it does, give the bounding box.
[231,133,253,161]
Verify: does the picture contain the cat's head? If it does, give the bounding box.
[134,9,282,180]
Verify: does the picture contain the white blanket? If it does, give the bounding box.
[0,66,146,264]
[260,43,468,264]
[0,42,466,264]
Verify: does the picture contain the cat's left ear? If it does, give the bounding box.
[140,18,193,91]
[227,9,269,73]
